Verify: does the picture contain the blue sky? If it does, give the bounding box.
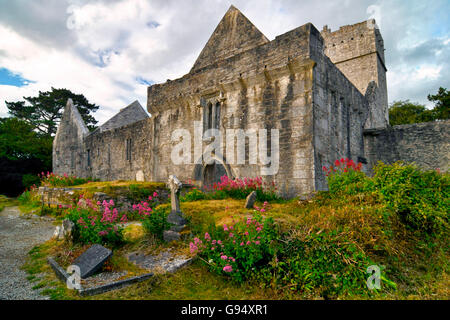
[0,0,448,124]
[0,68,32,87]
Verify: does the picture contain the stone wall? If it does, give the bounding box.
[147,22,323,197]
[53,99,89,177]
[83,118,154,181]
[321,20,388,129]
[363,120,450,172]
[311,31,369,191]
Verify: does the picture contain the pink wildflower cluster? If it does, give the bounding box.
[38,171,93,187]
[189,214,273,279]
[132,192,159,219]
[204,175,276,192]
[322,158,363,177]
[99,199,127,224]
[254,201,270,213]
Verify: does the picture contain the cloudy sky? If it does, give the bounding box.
[0,0,448,124]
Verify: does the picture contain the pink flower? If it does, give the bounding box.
[223,224,229,232]
[255,241,260,245]
[204,232,211,240]
[220,255,228,260]
[223,265,233,273]
[229,233,234,238]
[240,242,244,246]
[153,192,158,197]
[189,242,198,253]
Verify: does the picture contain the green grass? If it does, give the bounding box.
[0,195,19,212]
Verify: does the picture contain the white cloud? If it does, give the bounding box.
[0,0,448,123]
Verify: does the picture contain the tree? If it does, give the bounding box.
[427,87,449,120]
[5,87,99,137]
[0,117,52,195]
[388,100,434,126]
[0,117,52,167]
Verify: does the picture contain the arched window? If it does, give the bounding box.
[207,103,213,129]
[215,102,221,129]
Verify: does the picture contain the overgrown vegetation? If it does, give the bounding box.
[39,172,97,188]
[181,176,280,203]
[21,161,449,300]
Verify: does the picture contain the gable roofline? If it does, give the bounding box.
[190,5,269,72]
[54,98,89,146]
[89,100,148,136]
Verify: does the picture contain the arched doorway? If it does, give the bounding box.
[203,162,227,188]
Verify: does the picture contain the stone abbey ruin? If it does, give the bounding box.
[53,6,449,198]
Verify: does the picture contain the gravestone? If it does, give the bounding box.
[73,244,112,279]
[166,175,187,225]
[245,191,257,209]
[164,175,187,242]
[136,170,145,182]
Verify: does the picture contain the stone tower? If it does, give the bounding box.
[321,20,388,128]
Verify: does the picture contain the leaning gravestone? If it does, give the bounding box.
[245,191,257,209]
[73,244,112,279]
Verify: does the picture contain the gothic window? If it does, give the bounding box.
[71,150,75,169]
[207,103,213,129]
[215,102,221,129]
[126,138,132,161]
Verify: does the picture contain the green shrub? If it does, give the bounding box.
[142,206,172,240]
[22,174,41,190]
[272,232,375,297]
[190,214,278,283]
[180,188,207,202]
[373,162,449,234]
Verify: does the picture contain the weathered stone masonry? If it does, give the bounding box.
[53,6,449,198]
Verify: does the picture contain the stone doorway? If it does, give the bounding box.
[203,163,227,188]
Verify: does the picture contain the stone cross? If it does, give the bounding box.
[167,175,182,213]
[166,175,187,229]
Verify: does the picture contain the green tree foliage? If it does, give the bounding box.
[389,87,450,126]
[427,87,449,120]
[0,117,52,167]
[5,87,99,137]
[388,101,434,125]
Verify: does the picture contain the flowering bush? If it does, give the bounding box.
[189,214,277,282]
[39,172,95,187]
[66,198,127,246]
[129,191,160,220]
[323,158,369,195]
[206,175,279,202]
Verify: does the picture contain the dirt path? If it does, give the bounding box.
[0,206,55,300]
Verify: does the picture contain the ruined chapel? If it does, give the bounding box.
[53,6,449,197]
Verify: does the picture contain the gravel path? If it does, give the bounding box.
[0,206,55,300]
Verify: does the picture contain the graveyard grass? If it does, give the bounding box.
[20,174,449,299]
